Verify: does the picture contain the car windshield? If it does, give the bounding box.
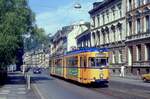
[89,57,108,67]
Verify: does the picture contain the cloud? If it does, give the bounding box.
[35,1,93,35]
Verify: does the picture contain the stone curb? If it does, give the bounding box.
[111,75,141,80]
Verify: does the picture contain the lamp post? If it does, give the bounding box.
[22,33,31,74]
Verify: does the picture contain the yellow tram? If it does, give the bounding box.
[50,48,110,84]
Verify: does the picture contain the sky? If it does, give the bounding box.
[29,0,102,35]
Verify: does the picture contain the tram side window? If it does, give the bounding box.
[80,57,87,67]
[67,56,78,67]
[72,56,78,67]
[55,59,62,67]
[89,58,95,67]
[66,58,70,67]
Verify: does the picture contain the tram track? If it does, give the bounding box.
[90,82,150,99]
[50,74,150,99]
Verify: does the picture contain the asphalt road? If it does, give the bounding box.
[31,70,150,99]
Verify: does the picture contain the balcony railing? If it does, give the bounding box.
[132,61,150,67]
[126,31,150,42]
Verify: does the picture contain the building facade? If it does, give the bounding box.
[67,22,89,51]
[51,22,89,56]
[51,25,73,56]
[126,0,150,74]
[76,29,91,48]
[89,0,126,74]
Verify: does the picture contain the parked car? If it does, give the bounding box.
[33,68,42,74]
[141,73,150,82]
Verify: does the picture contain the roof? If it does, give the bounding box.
[66,48,109,56]
[89,0,118,15]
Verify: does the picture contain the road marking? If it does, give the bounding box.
[33,84,45,99]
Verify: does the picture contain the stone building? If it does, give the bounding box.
[51,25,73,56]
[50,22,89,56]
[89,0,126,74]
[76,29,91,48]
[125,0,150,74]
[67,22,89,51]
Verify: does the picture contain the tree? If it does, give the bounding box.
[0,0,35,81]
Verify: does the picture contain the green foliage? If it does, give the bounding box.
[0,0,34,69]
[33,26,46,43]
[27,25,49,50]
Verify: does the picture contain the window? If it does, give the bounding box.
[89,57,108,67]
[97,14,100,27]
[146,44,150,60]
[112,51,116,63]
[146,69,150,73]
[102,14,105,24]
[56,59,62,67]
[80,57,86,67]
[129,21,132,35]
[118,50,123,63]
[111,7,115,20]
[129,0,132,10]
[103,33,106,44]
[146,15,150,32]
[92,17,95,28]
[67,56,78,67]
[136,45,142,61]
[137,0,141,7]
[106,10,109,22]
[137,19,141,33]
[117,4,122,18]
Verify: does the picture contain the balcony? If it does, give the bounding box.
[132,61,150,67]
[126,31,150,42]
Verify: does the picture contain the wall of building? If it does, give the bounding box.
[125,0,150,74]
[89,0,127,75]
[67,23,88,51]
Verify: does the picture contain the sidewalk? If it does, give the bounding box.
[110,74,150,89]
[111,74,140,80]
[0,72,38,99]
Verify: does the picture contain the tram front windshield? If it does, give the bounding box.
[89,57,108,67]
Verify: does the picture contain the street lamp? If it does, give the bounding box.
[74,0,82,9]
[22,33,31,74]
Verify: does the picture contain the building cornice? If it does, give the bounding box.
[89,0,120,15]
[126,3,150,14]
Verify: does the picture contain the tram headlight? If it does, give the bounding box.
[100,73,103,79]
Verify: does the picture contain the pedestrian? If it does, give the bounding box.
[120,65,125,77]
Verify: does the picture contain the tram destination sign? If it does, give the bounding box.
[96,53,106,57]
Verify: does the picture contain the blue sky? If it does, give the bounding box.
[29,0,101,34]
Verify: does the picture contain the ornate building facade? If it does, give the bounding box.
[89,0,126,74]
[51,25,73,56]
[76,29,91,48]
[125,0,150,74]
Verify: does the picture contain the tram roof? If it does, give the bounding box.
[66,48,109,55]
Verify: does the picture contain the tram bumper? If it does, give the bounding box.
[94,79,109,84]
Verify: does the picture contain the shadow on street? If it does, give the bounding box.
[5,72,25,85]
